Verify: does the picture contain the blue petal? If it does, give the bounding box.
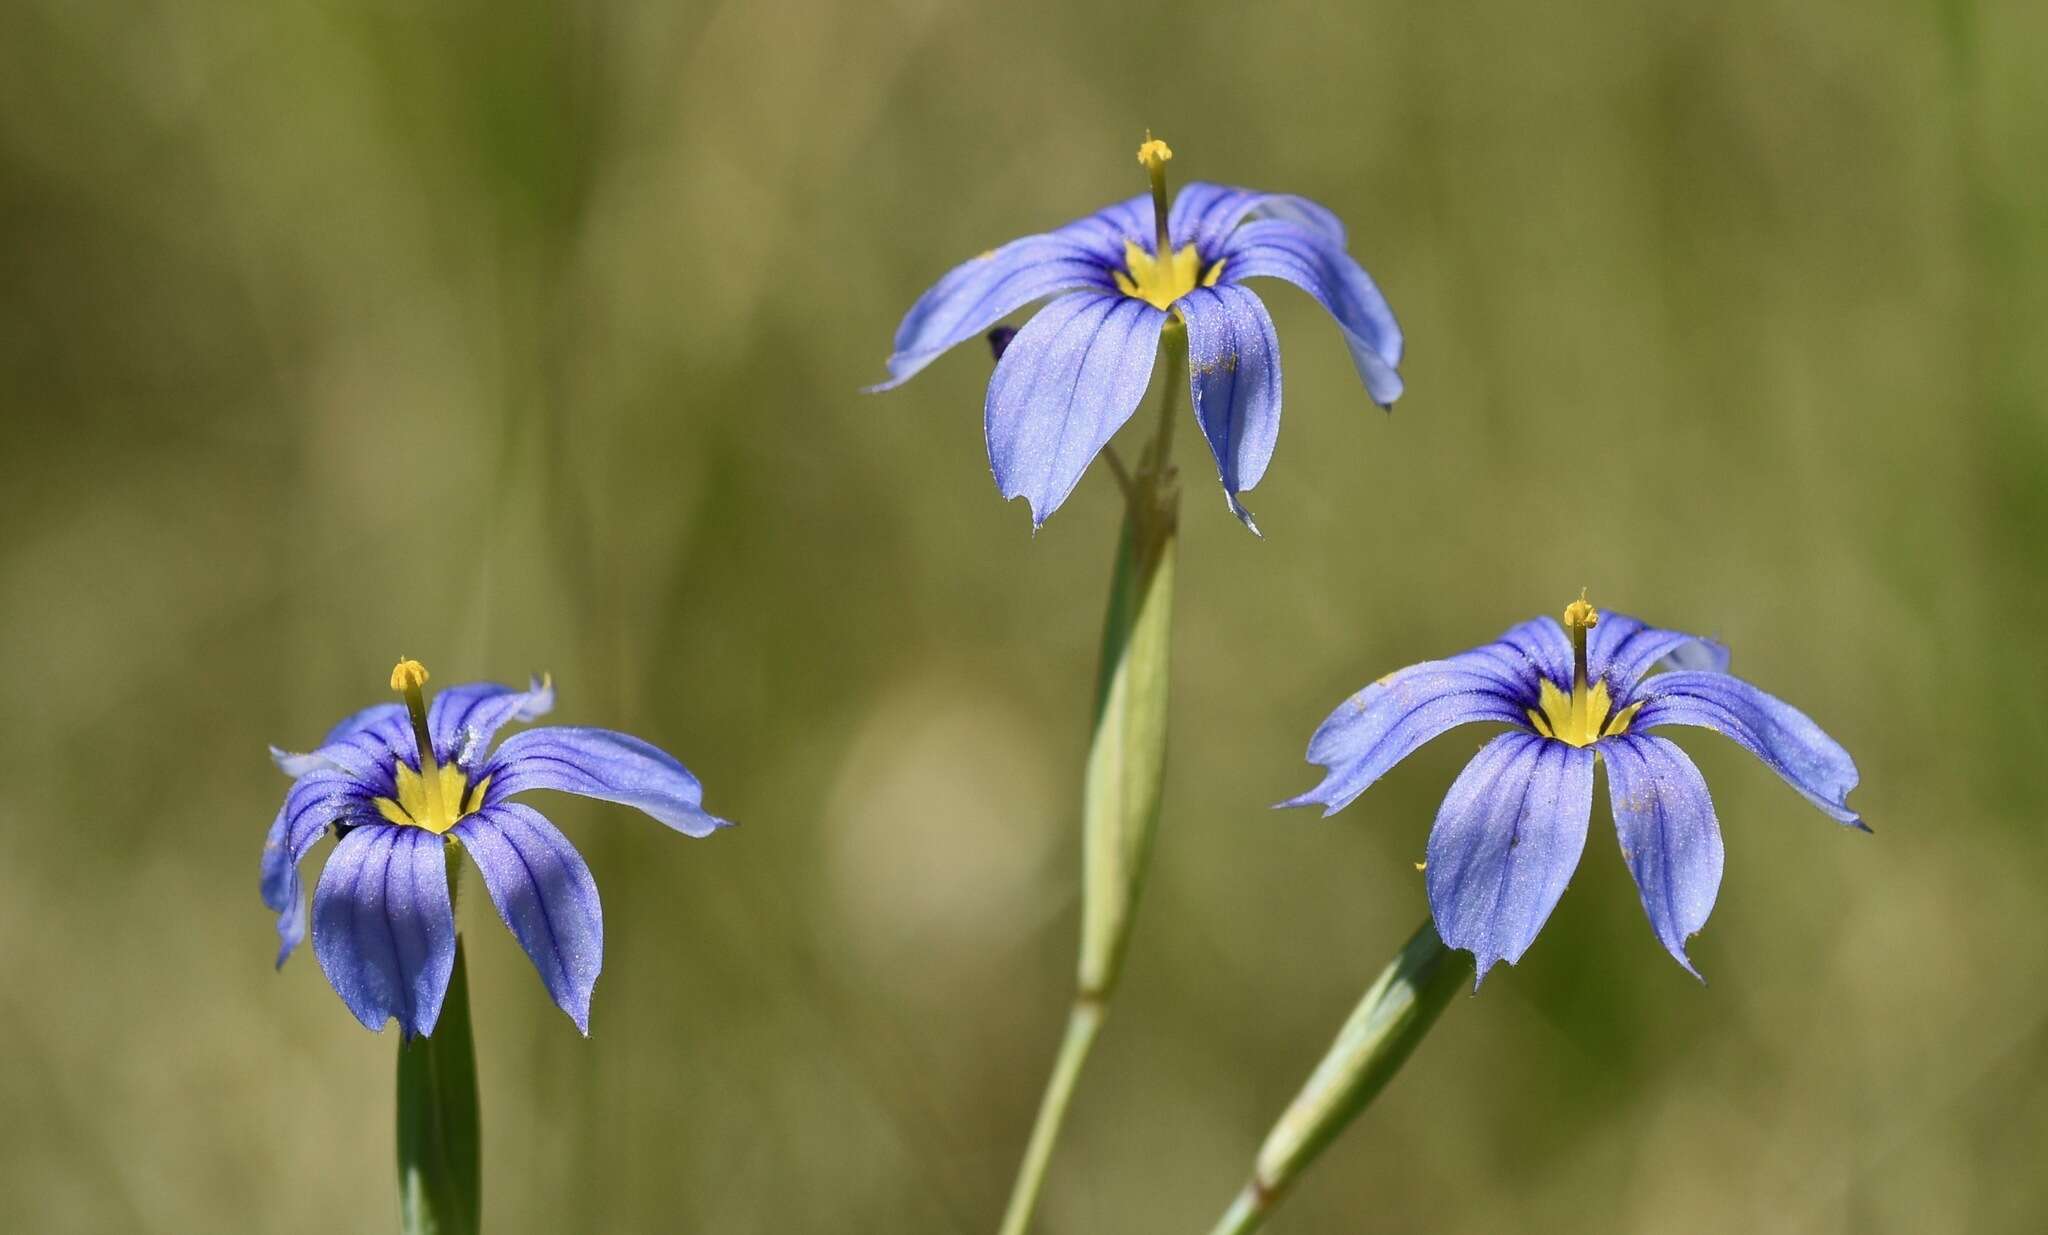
[1490,617,1573,690]
[1170,182,1347,257]
[1178,284,1283,531]
[872,227,1122,390]
[1601,734,1723,978]
[1633,671,1865,829]
[984,291,1166,526]
[454,804,604,1034]
[269,709,412,790]
[484,726,731,837]
[1589,613,1729,692]
[261,770,381,967]
[319,702,406,752]
[429,676,555,769]
[1217,219,1403,407]
[1281,652,1534,816]
[1053,193,1158,263]
[311,824,455,1036]
[1426,732,1597,984]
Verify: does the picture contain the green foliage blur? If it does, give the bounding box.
[3,1,2044,1230]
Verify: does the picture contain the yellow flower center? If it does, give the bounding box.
[376,764,489,834]
[1526,678,1643,747]
[1525,589,1640,747]
[1113,239,1224,310]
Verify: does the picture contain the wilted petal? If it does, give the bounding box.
[484,726,731,837]
[1602,734,1723,977]
[1178,284,1282,530]
[1216,219,1403,407]
[984,291,1165,526]
[1426,733,1596,983]
[455,804,604,1033]
[311,825,455,1036]
[1633,671,1864,828]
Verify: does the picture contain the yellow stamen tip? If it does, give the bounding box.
[390,658,430,693]
[1137,134,1173,170]
[1563,590,1599,631]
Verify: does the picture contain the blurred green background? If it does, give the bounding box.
[4,1,2044,1231]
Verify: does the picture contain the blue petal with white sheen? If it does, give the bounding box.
[1170,181,1346,257]
[984,291,1165,526]
[1633,671,1865,829]
[430,676,555,769]
[1426,732,1596,983]
[311,824,455,1036]
[873,234,1119,390]
[261,770,381,966]
[486,726,731,837]
[1603,733,1724,977]
[1588,613,1730,690]
[1179,284,1283,530]
[1218,219,1404,407]
[455,803,604,1034]
[1281,653,1533,816]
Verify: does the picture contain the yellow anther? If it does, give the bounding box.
[388,655,449,831]
[1136,134,1173,170]
[390,658,430,693]
[1563,590,1599,631]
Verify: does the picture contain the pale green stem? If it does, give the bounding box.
[1208,920,1470,1235]
[997,320,1185,1235]
[398,847,480,1235]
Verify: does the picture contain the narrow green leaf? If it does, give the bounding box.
[1212,919,1470,1235]
[1077,341,1181,1000]
[397,936,481,1235]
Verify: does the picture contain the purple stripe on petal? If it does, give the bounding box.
[1426,732,1596,984]
[311,825,455,1036]
[984,291,1166,527]
[430,677,555,769]
[455,804,604,1034]
[1590,613,1730,693]
[1052,193,1156,263]
[1218,219,1403,407]
[319,702,406,753]
[1178,284,1283,531]
[1281,655,1532,816]
[872,234,1119,390]
[271,709,412,790]
[485,726,731,837]
[1491,617,1574,690]
[1170,182,1347,258]
[261,770,381,966]
[1602,734,1723,978]
[1633,671,1864,829]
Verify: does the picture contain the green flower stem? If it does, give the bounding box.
[398,848,481,1235]
[1209,919,1470,1235]
[997,320,1185,1235]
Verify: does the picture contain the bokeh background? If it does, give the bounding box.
[4,1,2045,1231]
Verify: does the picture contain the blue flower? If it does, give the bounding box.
[1283,596,1865,982]
[873,136,1403,530]
[261,660,730,1036]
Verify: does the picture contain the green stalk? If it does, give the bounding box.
[398,848,481,1235]
[1209,920,1469,1235]
[997,320,1185,1235]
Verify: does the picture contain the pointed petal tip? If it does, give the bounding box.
[1849,815,1873,834]
[1225,493,1264,537]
